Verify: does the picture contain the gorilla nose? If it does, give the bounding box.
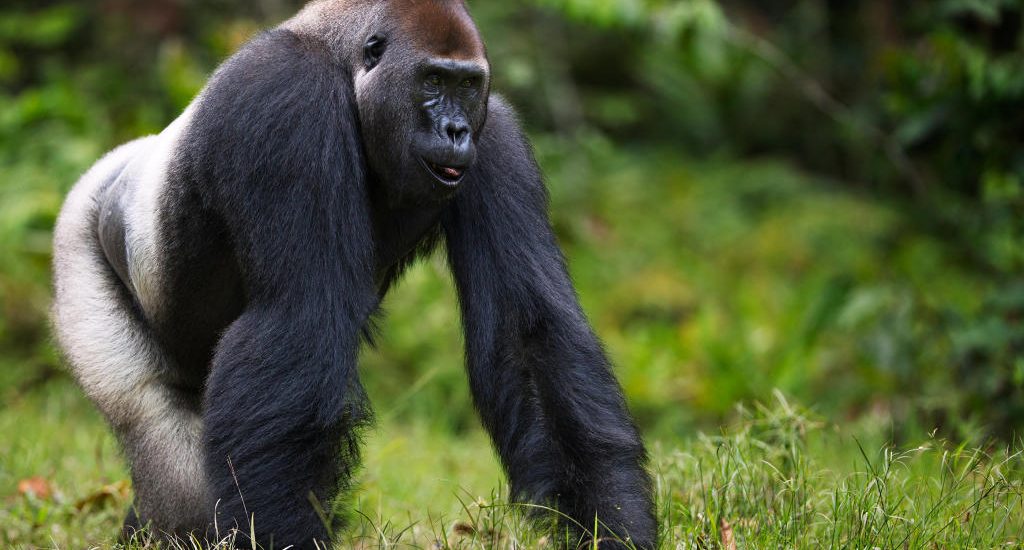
[424,116,475,183]
[445,120,471,149]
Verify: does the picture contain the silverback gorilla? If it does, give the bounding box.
[52,0,655,547]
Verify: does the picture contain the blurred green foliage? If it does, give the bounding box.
[0,0,1021,442]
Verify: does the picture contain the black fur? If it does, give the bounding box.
[73,20,654,550]
[444,102,655,548]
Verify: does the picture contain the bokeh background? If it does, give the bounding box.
[1,0,1022,546]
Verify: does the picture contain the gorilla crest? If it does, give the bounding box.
[52,0,656,547]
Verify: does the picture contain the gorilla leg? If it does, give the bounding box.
[52,143,209,539]
[201,307,372,548]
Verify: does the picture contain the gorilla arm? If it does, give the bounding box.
[175,30,377,546]
[441,97,657,549]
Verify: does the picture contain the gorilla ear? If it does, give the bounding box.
[363,34,387,70]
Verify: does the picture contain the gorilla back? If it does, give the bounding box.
[52,1,656,548]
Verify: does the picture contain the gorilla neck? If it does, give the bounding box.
[369,187,447,281]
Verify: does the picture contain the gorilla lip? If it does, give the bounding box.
[421,158,465,186]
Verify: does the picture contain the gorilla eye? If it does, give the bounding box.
[363,34,387,70]
[426,74,443,86]
[460,78,477,88]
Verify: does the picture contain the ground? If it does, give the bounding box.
[2,379,1022,548]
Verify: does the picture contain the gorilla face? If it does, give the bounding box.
[354,3,489,206]
[408,58,487,188]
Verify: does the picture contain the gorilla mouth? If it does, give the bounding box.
[422,159,466,186]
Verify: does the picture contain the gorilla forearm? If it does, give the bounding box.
[524,319,656,546]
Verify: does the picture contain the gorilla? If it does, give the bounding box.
[51,0,655,548]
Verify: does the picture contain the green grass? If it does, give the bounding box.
[2,380,1021,548]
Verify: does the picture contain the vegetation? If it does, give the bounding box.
[1,0,1021,547]
[4,388,1022,547]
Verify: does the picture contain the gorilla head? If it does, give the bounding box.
[335,1,492,204]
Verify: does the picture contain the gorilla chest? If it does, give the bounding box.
[371,203,445,279]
